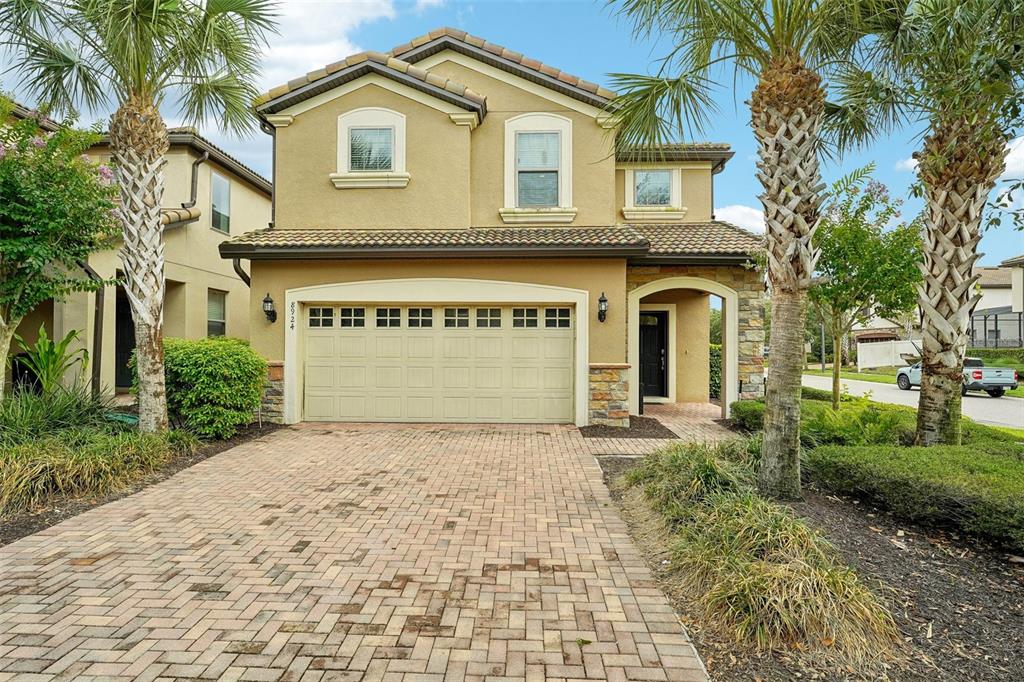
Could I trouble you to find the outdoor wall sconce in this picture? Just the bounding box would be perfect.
[598,292,609,322]
[262,293,277,323]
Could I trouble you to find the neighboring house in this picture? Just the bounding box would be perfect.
[221,28,765,427]
[969,265,1022,347]
[1007,254,1024,313]
[8,106,272,393]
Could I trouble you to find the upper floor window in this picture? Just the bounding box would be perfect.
[332,108,409,189]
[211,171,231,233]
[349,127,393,171]
[622,168,685,221]
[501,113,575,223]
[516,132,559,207]
[634,170,671,206]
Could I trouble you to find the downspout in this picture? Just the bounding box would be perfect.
[79,261,104,398]
[260,120,276,228]
[232,258,251,287]
[181,151,210,208]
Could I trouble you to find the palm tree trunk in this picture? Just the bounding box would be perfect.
[0,320,16,402]
[109,97,170,433]
[831,326,842,411]
[753,53,826,500]
[914,117,1005,445]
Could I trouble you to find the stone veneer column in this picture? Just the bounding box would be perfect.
[262,361,285,424]
[589,363,630,428]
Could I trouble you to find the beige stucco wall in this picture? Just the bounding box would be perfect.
[615,163,714,223]
[641,289,712,401]
[6,146,270,394]
[274,83,471,229]
[247,258,628,364]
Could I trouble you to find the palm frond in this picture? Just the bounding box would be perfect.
[823,65,911,153]
[175,69,260,137]
[8,31,110,116]
[606,71,719,152]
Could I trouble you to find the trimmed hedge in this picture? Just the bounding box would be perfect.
[164,337,267,439]
[968,347,1024,365]
[808,445,1024,552]
[709,343,722,399]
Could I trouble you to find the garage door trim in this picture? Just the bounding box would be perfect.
[283,278,590,425]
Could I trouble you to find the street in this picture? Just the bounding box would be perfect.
[801,374,1024,429]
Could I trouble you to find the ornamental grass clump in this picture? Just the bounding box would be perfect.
[626,441,899,663]
[0,429,196,516]
[0,386,113,446]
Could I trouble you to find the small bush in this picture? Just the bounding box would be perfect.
[968,347,1024,365]
[730,399,765,432]
[626,441,754,525]
[0,386,115,446]
[709,343,722,399]
[808,445,1024,552]
[674,491,899,658]
[163,337,267,439]
[0,429,196,515]
[802,401,905,447]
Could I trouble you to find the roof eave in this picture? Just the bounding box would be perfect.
[256,60,487,120]
[628,253,760,266]
[396,36,610,110]
[220,243,648,260]
[616,150,735,171]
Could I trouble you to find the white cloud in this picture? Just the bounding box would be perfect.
[716,205,765,233]
[1002,136,1024,178]
[894,157,918,172]
[414,0,445,11]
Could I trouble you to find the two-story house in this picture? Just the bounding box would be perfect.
[220,28,765,427]
[9,105,272,394]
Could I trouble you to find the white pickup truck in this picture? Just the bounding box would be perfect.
[896,358,1019,398]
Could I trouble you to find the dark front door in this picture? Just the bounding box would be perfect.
[639,312,668,399]
[115,288,135,390]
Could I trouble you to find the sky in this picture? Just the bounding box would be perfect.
[2,0,1021,265]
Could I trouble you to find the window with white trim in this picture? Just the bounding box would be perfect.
[332,107,408,188]
[501,113,574,223]
[207,289,227,336]
[634,170,672,206]
[622,168,685,221]
[308,307,334,328]
[211,171,231,233]
[408,307,433,328]
[444,307,469,328]
[512,308,538,328]
[545,307,571,328]
[376,307,401,328]
[339,307,365,328]
[476,308,501,328]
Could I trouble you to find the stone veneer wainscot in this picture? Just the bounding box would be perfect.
[589,363,630,428]
[262,361,285,423]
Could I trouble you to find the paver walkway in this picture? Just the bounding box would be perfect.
[0,424,708,681]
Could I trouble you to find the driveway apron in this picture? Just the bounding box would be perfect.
[0,424,707,681]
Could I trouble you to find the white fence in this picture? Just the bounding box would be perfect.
[857,340,920,371]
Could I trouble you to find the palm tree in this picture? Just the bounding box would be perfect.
[829,0,1024,445]
[609,0,859,498]
[1,0,276,431]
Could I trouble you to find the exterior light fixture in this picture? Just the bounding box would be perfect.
[598,292,608,322]
[262,293,277,323]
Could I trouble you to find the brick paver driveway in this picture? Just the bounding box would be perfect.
[0,424,707,681]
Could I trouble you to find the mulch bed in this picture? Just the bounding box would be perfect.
[0,422,283,548]
[579,415,678,439]
[598,456,1024,682]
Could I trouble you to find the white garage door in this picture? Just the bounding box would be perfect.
[302,304,574,423]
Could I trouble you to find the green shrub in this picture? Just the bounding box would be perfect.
[709,343,722,399]
[0,386,115,446]
[802,401,905,447]
[673,491,899,658]
[730,399,765,432]
[163,337,267,439]
[626,441,754,525]
[968,347,1024,365]
[0,429,196,515]
[808,445,1024,552]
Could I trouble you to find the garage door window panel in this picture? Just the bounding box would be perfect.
[376,307,401,328]
[308,307,334,328]
[545,307,571,328]
[340,307,365,327]
[476,308,502,328]
[408,308,433,328]
[513,308,538,328]
[444,308,469,328]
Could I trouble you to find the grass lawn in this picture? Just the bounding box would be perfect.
[803,365,1024,398]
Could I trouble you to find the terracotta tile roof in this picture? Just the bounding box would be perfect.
[632,222,763,256]
[220,223,764,260]
[389,27,616,101]
[976,266,1012,288]
[160,206,202,227]
[255,50,486,113]
[1001,254,1024,268]
[616,143,734,166]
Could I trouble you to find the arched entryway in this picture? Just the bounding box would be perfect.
[628,276,739,417]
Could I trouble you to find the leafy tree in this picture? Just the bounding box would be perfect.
[709,307,722,345]
[829,0,1024,444]
[0,99,117,400]
[608,0,864,499]
[810,166,923,409]
[1,0,278,432]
